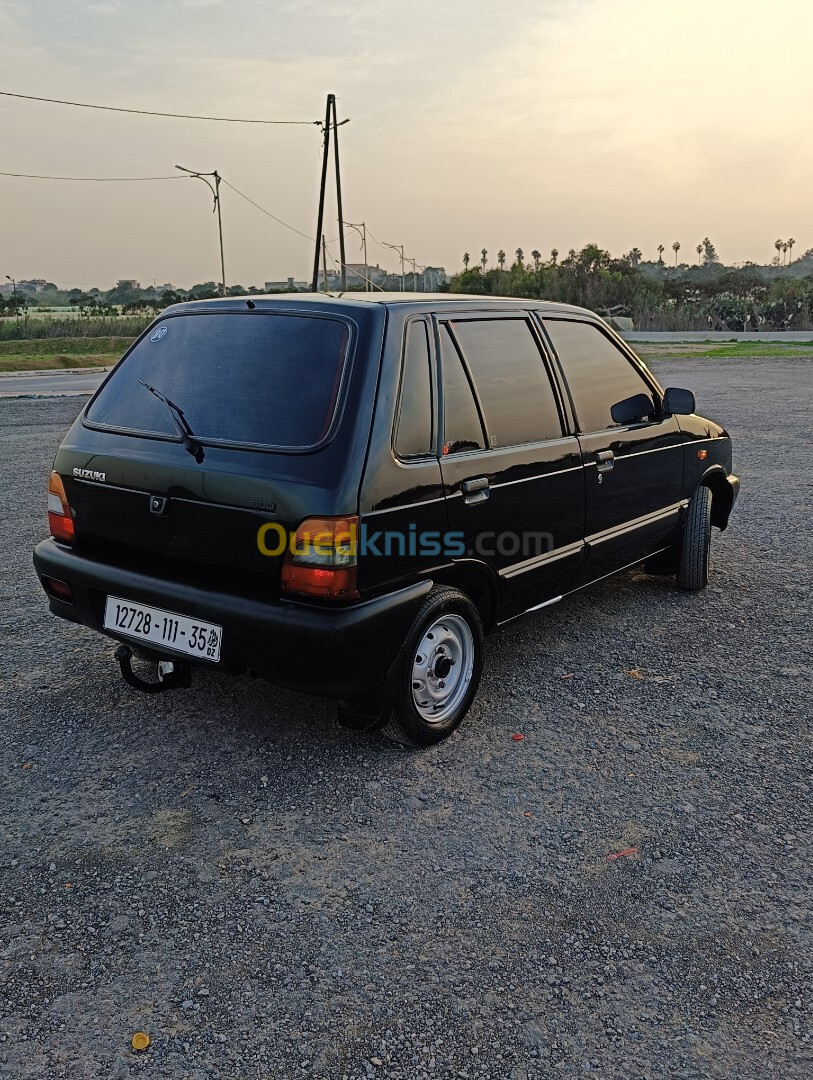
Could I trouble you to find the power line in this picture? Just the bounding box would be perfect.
[0,170,186,181]
[223,179,385,291]
[364,225,392,253]
[0,89,321,125]
[221,179,315,242]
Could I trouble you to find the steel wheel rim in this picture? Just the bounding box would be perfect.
[410,614,474,723]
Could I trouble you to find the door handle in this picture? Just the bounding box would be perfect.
[595,450,614,473]
[462,477,489,505]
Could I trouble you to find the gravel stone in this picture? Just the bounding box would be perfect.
[1,357,811,1078]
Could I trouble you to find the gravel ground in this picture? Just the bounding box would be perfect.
[1,356,811,1079]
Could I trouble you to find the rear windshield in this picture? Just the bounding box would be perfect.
[85,312,350,449]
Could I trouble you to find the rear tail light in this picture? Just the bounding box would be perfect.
[47,471,75,543]
[281,516,359,600]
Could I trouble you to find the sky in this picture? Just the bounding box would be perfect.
[1,0,811,289]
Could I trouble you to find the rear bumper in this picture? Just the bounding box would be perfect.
[33,540,430,700]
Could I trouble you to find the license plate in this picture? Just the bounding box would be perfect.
[103,596,222,662]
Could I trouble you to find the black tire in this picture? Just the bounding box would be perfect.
[677,485,713,591]
[382,586,484,748]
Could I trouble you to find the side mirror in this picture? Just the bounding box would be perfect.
[610,392,654,425]
[662,387,695,416]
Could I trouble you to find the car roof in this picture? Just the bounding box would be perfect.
[162,292,597,319]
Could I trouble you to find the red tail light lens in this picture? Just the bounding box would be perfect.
[281,516,359,600]
[47,471,75,543]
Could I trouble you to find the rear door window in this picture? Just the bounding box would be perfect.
[449,318,563,447]
[394,320,433,459]
[85,312,350,449]
[543,319,655,433]
[439,325,486,455]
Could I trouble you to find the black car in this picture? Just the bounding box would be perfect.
[34,294,739,746]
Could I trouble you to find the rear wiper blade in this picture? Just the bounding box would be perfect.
[138,380,204,463]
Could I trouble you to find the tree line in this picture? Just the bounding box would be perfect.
[449,243,813,330]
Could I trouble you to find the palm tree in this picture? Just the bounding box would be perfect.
[775,238,783,264]
[788,238,795,263]
[657,244,665,263]
[696,243,703,264]
[515,247,524,266]
[672,240,681,266]
[782,242,789,265]
[550,248,559,265]
[628,247,642,268]
[480,248,488,272]
[463,252,470,271]
[531,249,541,270]
[497,249,506,271]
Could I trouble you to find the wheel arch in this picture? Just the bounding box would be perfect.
[700,467,735,530]
[428,560,500,633]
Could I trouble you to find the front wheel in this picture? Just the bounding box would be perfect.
[383,587,484,747]
[677,485,713,591]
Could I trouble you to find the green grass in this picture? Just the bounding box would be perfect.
[0,315,150,341]
[0,337,132,357]
[638,340,813,361]
[695,341,813,358]
[0,336,130,372]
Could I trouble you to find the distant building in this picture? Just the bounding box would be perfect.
[19,278,49,293]
[264,277,305,293]
[315,270,342,291]
[344,262,388,287]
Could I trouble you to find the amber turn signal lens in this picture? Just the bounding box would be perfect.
[697,449,708,460]
[47,471,75,543]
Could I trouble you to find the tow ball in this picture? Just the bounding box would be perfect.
[114,644,192,694]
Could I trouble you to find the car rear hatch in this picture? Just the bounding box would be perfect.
[54,304,381,596]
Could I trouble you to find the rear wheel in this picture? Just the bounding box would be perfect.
[383,587,483,747]
[677,485,713,591]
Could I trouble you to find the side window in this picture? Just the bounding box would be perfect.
[544,319,655,433]
[439,324,486,455]
[450,318,562,447]
[394,320,433,459]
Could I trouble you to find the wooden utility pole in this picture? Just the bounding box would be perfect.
[311,93,349,292]
[311,95,333,292]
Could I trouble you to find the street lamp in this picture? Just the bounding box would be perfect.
[175,165,226,297]
[406,257,418,291]
[381,241,405,291]
[5,275,19,321]
[345,222,369,291]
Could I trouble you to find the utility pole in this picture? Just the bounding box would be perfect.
[331,97,347,291]
[407,257,418,291]
[346,222,369,290]
[312,96,332,293]
[5,276,18,322]
[175,165,226,297]
[311,93,350,292]
[382,241,405,291]
[321,235,329,293]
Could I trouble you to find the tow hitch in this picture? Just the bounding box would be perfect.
[114,644,192,694]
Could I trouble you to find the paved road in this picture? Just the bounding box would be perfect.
[0,371,106,397]
[1,358,810,1079]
